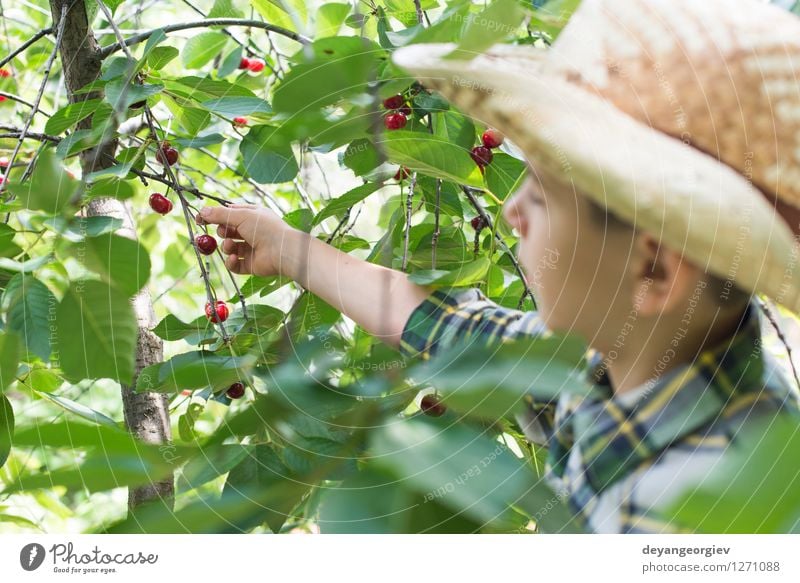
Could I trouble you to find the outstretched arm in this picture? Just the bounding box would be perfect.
[197,204,433,348]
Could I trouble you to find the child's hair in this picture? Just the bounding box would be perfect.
[584,197,752,308]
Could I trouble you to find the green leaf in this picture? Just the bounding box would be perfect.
[379,130,484,187]
[33,390,118,429]
[22,368,61,393]
[408,257,491,286]
[253,0,297,33]
[135,351,256,393]
[177,444,252,493]
[173,133,225,149]
[6,148,80,213]
[104,80,163,111]
[413,333,590,420]
[151,314,211,342]
[319,466,484,533]
[312,182,381,226]
[315,3,351,37]
[166,76,257,99]
[208,0,244,18]
[45,98,103,135]
[342,139,381,176]
[84,176,136,201]
[221,444,307,533]
[56,281,138,384]
[82,233,151,297]
[0,331,20,393]
[147,46,179,70]
[484,152,527,200]
[2,274,56,361]
[200,97,272,116]
[0,394,13,469]
[372,416,583,532]
[272,37,380,114]
[239,125,299,184]
[666,414,800,533]
[0,224,22,258]
[447,0,526,58]
[182,32,229,69]
[434,111,476,151]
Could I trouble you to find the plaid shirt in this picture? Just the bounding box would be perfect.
[399,287,800,533]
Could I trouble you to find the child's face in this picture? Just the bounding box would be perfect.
[502,165,637,348]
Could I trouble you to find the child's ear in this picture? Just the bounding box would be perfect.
[630,232,701,317]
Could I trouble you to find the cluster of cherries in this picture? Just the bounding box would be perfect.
[239,57,266,73]
[382,93,412,131]
[470,128,504,172]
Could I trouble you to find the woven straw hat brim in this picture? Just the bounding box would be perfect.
[392,42,800,314]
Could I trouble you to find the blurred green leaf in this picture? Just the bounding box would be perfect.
[182,32,228,69]
[56,281,138,384]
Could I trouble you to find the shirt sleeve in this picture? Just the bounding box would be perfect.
[398,286,549,361]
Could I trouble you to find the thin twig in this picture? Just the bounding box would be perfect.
[0,91,51,115]
[98,18,311,59]
[432,179,441,269]
[0,26,52,70]
[401,172,417,272]
[755,295,800,394]
[1,2,68,216]
[460,185,536,308]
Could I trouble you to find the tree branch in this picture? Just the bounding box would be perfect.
[0,26,53,70]
[98,18,311,60]
[0,125,60,143]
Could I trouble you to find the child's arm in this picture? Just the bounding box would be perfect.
[197,204,434,348]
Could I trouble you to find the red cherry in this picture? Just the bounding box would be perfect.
[0,156,8,168]
[232,116,248,128]
[195,234,217,255]
[420,394,446,417]
[239,57,251,70]
[205,300,229,323]
[247,58,265,73]
[394,166,410,181]
[398,104,412,116]
[149,193,173,215]
[470,145,493,168]
[0,176,4,186]
[226,382,245,399]
[0,96,6,103]
[384,112,407,130]
[382,94,405,110]
[471,216,488,231]
[156,143,179,166]
[481,128,505,149]
[0,68,10,78]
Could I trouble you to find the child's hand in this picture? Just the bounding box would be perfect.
[196,203,292,276]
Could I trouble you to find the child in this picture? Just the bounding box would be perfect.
[198,0,800,533]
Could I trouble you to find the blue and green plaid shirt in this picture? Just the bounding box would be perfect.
[399,287,800,533]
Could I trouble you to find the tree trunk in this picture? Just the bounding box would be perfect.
[49,0,174,510]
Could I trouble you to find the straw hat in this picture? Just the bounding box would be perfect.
[391,0,800,314]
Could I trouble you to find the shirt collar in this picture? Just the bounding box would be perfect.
[547,298,764,493]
